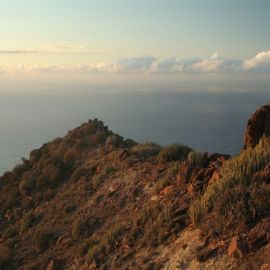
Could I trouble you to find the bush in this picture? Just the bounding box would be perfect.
[0,244,11,269]
[19,172,35,194]
[92,131,107,145]
[188,151,205,166]
[131,142,161,159]
[71,218,88,240]
[69,167,87,182]
[2,225,19,240]
[63,149,79,168]
[123,138,137,148]
[158,144,192,162]
[20,211,35,231]
[189,136,270,234]
[33,227,52,251]
[106,134,123,147]
[86,224,124,263]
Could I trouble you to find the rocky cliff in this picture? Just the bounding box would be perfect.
[0,108,269,270]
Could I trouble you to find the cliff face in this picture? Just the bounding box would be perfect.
[0,110,269,270]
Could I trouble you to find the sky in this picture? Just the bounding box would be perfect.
[0,0,270,90]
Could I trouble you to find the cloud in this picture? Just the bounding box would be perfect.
[243,51,270,71]
[4,50,270,75]
[0,45,85,54]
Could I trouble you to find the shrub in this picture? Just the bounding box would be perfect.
[131,142,161,159]
[124,138,137,148]
[189,136,270,234]
[188,151,205,166]
[158,144,192,162]
[0,244,11,269]
[69,167,87,182]
[154,177,175,195]
[105,166,116,175]
[92,131,107,145]
[20,211,35,232]
[63,149,79,168]
[19,172,35,194]
[86,224,124,263]
[33,227,52,251]
[106,134,123,147]
[2,225,19,240]
[71,218,88,240]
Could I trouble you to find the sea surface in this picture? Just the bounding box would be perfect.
[0,89,270,175]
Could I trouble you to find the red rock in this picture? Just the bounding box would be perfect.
[228,236,243,259]
[244,105,270,148]
[160,185,174,196]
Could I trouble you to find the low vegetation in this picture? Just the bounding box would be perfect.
[131,142,161,159]
[158,144,192,162]
[189,136,270,234]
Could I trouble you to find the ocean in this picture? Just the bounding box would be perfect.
[0,89,269,175]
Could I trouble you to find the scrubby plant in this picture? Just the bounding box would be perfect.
[189,136,270,234]
[92,131,107,145]
[0,244,11,269]
[106,134,123,147]
[154,177,175,195]
[19,172,35,194]
[86,224,124,263]
[123,138,137,148]
[63,149,79,168]
[188,150,205,166]
[71,218,88,240]
[131,142,161,159]
[69,167,87,182]
[105,166,116,175]
[20,211,36,232]
[2,225,19,240]
[33,227,52,251]
[158,144,192,162]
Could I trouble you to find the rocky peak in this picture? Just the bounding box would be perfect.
[244,104,270,148]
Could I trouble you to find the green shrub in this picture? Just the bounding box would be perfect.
[131,142,161,159]
[105,166,116,175]
[33,227,52,251]
[0,244,11,268]
[106,134,123,147]
[86,224,124,263]
[20,211,35,232]
[158,144,192,162]
[124,138,137,148]
[188,151,205,166]
[19,172,35,194]
[2,225,19,240]
[71,218,88,240]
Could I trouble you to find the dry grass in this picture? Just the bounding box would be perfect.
[158,144,192,162]
[131,142,161,159]
[189,136,270,234]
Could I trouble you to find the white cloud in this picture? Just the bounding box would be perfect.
[243,51,270,71]
[3,50,270,75]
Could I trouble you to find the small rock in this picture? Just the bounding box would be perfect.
[160,185,174,196]
[228,236,243,259]
[260,264,270,270]
[47,260,55,270]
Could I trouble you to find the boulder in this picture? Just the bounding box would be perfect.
[244,105,270,148]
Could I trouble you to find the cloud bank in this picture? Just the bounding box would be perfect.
[3,50,270,75]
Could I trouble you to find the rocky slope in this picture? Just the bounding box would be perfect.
[0,107,269,270]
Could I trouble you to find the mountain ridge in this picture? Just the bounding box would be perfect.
[0,108,270,270]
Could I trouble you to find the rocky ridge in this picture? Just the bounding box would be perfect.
[0,107,269,270]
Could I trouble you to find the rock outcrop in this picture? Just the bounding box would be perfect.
[244,104,270,148]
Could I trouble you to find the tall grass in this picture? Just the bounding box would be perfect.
[190,136,270,231]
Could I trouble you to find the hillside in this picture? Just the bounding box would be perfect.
[0,107,270,270]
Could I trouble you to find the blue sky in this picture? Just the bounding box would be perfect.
[0,1,270,80]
